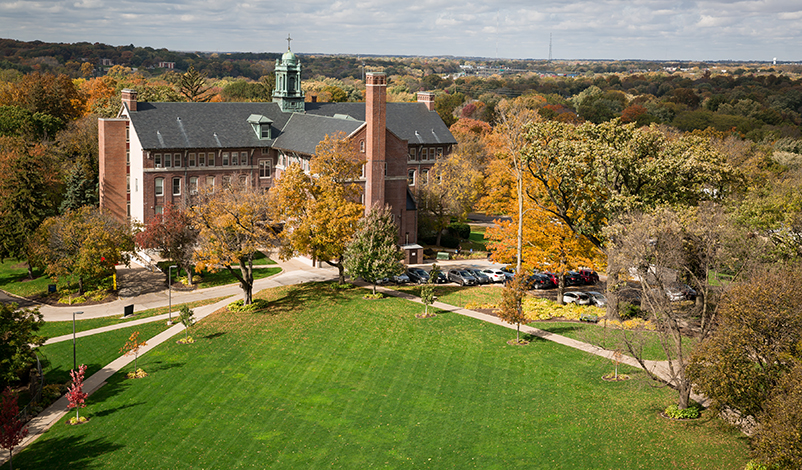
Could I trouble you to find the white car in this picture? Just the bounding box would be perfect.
[563,292,591,305]
[481,269,506,283]
[586,291,607,307]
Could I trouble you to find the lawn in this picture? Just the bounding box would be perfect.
[391,283,502,308]
[16,283,748,469]
[38,296,232,338]
[158,251,280,289]
[0,258,55,298]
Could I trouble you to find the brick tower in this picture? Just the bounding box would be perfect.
[364,72,387,214]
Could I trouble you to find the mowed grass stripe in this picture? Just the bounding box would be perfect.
[16,283,747,469]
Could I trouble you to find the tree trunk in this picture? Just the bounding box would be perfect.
[605,266,620,319]
[26,259,33,280]
[185,265,194,287]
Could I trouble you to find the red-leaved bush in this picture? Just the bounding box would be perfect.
[66,364,88,420]
[1,387,28,470]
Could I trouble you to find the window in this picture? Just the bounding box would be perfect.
[154,154,162,167]
[421,169,429,185]
[155,205,163,215]
[222,152,229,166]
[208,152,215,166]
[172,177,181,196]
[409,147,416,160]
[278,153,285,167]
[164,153,172,168]
[436,147,443,158]
[198,153,205,167]
[189,153,196,167]
[126,150,130,165]
[261,125,270,139]
[125,127,130,143]
[205,176,215,191]
[421,148,428,161]
[222,175,232,188]
[429,148,435,160]
[189,176,198,194]
[232,152,238,166]
[174,154,181,167]
[259,159,272,178]
[155,178,164,196]
[126,175,130,193]
[360,140,365,153]
[127,202,130,218]
[384,162,387,176]
[408,169,415,186]
[239,175,247,185]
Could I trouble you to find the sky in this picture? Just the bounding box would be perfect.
[1,0,801,62]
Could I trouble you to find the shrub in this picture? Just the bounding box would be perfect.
[363,293,384,300]
[448,222,471,240]
[227,299,270,312]
[522,297,605,321]
[664,403,702,419]
[438,233,460,249]
[619,302,645,320]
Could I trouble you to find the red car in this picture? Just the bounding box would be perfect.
[578,269,599,285]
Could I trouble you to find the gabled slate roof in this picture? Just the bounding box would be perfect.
[127,102,291,150]
[272,113,363,155]
[126,100,456,154]
[305,102,457,145]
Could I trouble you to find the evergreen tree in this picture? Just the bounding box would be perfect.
[344,206,404,294]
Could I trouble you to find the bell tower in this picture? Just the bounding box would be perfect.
[273,34,305,113]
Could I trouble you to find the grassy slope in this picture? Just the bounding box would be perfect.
[17,284,747,469]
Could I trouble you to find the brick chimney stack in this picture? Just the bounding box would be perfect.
[365,72,386,213]
[417,92,435,111]
[121,88,137,112]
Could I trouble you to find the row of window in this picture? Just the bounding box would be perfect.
[408,147,444,162]
[153,161,273,197]
[154,151,265,169]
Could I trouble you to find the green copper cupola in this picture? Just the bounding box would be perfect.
[273,34,305,113]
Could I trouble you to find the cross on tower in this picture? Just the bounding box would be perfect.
[286,34,292,51]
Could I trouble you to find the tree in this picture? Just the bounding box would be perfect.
[0,303,44,388]
[415,149,482,247]
[419,264,440,317]
[0,387,28,470]
[497,272,528,344]
[344,206,404,294]
[688,265,802,421]
[178,66,212,102]
[136,203,198,286]
[55,116,99,211]
[0,136,60,278]
[190,185,279,304]
[66,364,88,422]
[752,363,802,469]
[270,132,364,284]
[178,305,195,343]
[120,331,147,376]
[30,206,133,294]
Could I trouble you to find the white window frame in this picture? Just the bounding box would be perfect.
[222,152,229,166]
[232,152,238,166]
[198,153,205,167]
[189,176,198,194]
[155,177,164,196]
[154,154,162,168]
[164,153,172,168]
[189,153,196,167]
[259,159,272,178]
[172,177,181,196]
[408,169,416,186]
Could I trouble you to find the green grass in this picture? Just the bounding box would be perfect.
[391,283,502,308]
[460,225,488,252]
[37,321,173,386]
[38,297,232,338]
[530,321,699,362]
[17,283,748,469]
[0,258,56,298]
[158,252,280,289]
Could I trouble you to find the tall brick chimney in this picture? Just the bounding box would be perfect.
[364,72,386,213]
[417,92,435,111]
[121,88,137,112]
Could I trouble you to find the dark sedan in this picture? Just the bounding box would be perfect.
[407,267,430,284]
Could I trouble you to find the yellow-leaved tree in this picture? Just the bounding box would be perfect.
[270,132,364,284]
[190,184,279,304]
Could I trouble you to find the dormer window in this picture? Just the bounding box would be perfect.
[247,114,273,140]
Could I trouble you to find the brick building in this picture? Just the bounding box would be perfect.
[98,45,456,264]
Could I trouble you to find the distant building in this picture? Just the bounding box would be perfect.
[158,62,175,69]
[98,42,455,264]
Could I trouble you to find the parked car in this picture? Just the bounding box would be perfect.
[666,284,697,302]
[467,268,491,285]
[406,267,430,284]
[564,271,584,286]
[527,273,556,290]
[481,268,506,283]
[447,269,477,286]
[578,269,599,285]
[431,270,449,284]
[542,271,560,286]
[586,291,607,307]
[563,291,591,305]
[392,272,410,284]
[500,266,515,280]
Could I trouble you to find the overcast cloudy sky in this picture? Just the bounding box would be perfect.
[1,1,800,61]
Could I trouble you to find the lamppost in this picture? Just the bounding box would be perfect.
[72,311,83,371]
[168,265,177,325]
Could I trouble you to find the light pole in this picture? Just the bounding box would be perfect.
[72,311,83,371]
[168,265,177,325]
